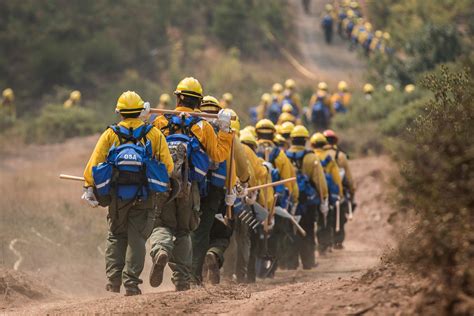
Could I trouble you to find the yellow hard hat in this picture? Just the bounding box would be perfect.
[363,83,374,94]
[350,1,359,9]
[325,4,333,11]
[278,112,296,124]
[347,9,355,18]
[285,79,296,89]
[338,81,348,92]
[200,95,222,112]
[70,90,81,102]
[160,93,171,104]
[383,32,391,41]
[174,77,203,99]
[310,132,328,145]
[256,119,276,134]
[115,91,145,114]
[290,125,309,138]
[385,84,394,92]
[222,92,233,103]
[273,133,286,145]
[318,82,328,91]
[375,30,383,38]
[282,103,294,113]
[272,83,283,94]
[2,88,14,101]
[404,84,415,93]
[280,121,295,135]
[261,93,272,104]
[341,0,350,6]
[240,130,257,147]
[242,125,257,137]
[228,109,240,132]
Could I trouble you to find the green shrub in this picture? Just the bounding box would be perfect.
[28,104,102,144]
[394,66,474,314]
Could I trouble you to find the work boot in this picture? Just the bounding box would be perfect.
[150,250,168,288]
[105,283,120,293]
[334,243,344,250]
[175,283,190,292]
[205,252,220,285]
[124,286,142,296]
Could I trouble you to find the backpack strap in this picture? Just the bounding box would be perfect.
[320,155,332,168]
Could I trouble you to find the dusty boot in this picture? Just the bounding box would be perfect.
[149,251,168,288]
[334,243,344,250]
[175,283,190,292]
[124,286,142,296]
[205,252,220,285]
[105,283,120,293]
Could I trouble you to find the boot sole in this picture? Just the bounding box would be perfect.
[205,253,220,285]
[150,253,168,288]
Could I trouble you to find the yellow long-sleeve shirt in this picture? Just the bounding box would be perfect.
[257,139,299,203]
[243,143,274,209]
[287,145,328,200]
[226,135,251,188]
[325,144,355,196]
[152,106,233,163]
[83,118,174,187]
[313,148,344,198]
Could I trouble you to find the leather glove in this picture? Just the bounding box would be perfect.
[217,109,231,131]
[320,198,329,217]
[82,187,99,208]
[244,190,258,205]
[235,182,248,198]
[225,188,237,206]
[139,101,151,120]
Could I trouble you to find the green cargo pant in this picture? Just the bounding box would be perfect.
[105,196,156,290]
[149,182,200,287]
[191,186,225,282]
[234,215,251,282]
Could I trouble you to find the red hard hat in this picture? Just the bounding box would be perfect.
[323,129,338,142]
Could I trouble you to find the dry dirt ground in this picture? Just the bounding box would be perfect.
[1,152,425,315]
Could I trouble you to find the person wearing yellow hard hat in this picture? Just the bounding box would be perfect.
[277,111,297,125]
[63,90,81,109]
[158,93,171,109]
[220,92,233,109]
[239,128,274,283]
[149,77,233,291]
[369,30,383,52]
[379,32,391,54]
[321,5,334,44]
[192,104,251,285]
[363,83,374,100]
[308,82,332,131]
[82,90,173,296]
[254,92,272,123]
[286,126,328,268]
[323,129,355,249]
[404,84,415,94]
[280,121,295,140]
[1,88,16,120]
[331,81,352,113]
[242,125,257,138]
[283,79,303,117]
[309,132,343,255]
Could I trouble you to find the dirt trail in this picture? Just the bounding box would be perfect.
[5,156,399,315]
[294,0,366,85]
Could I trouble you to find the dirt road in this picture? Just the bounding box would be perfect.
[5,155,405,315]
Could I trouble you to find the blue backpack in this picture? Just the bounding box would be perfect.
[92,124,169,202]
[162,115,210,197]
[249,106,258,125]
[311,96,330,126]
[322,15,333,29]
[320,155,340,204]
[286,150,319,215]
[266,99,282,124]
[282,97,299,116]
[334,93,347,113]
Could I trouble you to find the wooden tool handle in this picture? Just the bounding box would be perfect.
[149,108,237,120]
[59,174,85,182]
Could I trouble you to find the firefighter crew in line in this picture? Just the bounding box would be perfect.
[148,77,233,291]
[82,91,174,296]
[286,125,328,269]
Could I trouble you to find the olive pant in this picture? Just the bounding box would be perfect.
[294,205,316,269]
[317,205,336,252]
[334,201,348,244]
[149,182,200,287]
[233,215,252,282]
[190,186,225,282]
[105,196,156,290]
